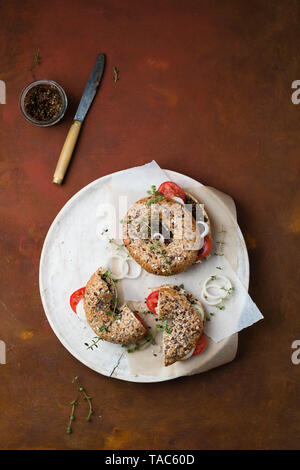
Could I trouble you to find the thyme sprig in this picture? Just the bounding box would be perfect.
[72,376,93,422]
[103,269,119,315]
[85,335,102,350]
[66,399,78,434]
[109,239,124,250]
[123,333,156,353]
[155,319,172,334]
[146,185,163,206]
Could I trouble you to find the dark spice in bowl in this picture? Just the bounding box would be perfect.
[24,84,62,121]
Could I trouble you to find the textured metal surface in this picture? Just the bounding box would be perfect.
[74,53,105,122]
[0,0,299,450]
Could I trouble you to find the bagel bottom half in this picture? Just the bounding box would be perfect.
[157,285,206,366]
[84,267,147,345]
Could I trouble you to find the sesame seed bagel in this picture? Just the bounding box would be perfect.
[123,195,202,276]
[84,267,147,345]
[157,285,206,366]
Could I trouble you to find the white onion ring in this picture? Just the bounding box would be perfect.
[171,196,185,205]
[194,303,205,320]
[203,275,231,296]
[109,255,129,280]
[181,347,195,360]
[108,255,142,280]
[123,259,142,279]
[200,292,222,306]
[152,232,165,243]
[197,221,209,238]
[201,275,232,306]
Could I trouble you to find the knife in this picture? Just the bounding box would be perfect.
[53,53,106,185]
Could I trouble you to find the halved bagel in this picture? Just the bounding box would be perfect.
[123,195,202,276]
[84,267,147,344]
[156,285,206,366]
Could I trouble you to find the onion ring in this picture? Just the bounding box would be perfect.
[152,232,165,243]
[109,255,129,280]
[181,347,196,360]
[124,259,142,279]
[197,221,209,238]
[201,275,232,305]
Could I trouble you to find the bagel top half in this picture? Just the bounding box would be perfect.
[123,192,212,276]
[156,285,206,366]
[84,267,147,345]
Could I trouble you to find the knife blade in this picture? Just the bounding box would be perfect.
[52,53,106,185]
[74,53,105,122]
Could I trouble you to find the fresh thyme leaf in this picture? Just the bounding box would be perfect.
[155,319,172,334]
[216,304,225,310]
[147,195,163,206]
[145,334,156,344]
[146,185,163,205]
[210,275,217,280]
[216,266,222,270]
[179,284,184,289]
[109,238,124,250]
[100,228,108,235]
[98,326,108,332]
[33,48,41,66]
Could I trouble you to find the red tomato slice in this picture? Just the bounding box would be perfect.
[158,181,186,203]
[192,335,206,356]
[197,236,212,260]
[70,287,86,314]
[146,290,159,314]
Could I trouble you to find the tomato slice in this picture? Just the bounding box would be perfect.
[70,287,86,313]
[192,335,206,356]
[197,236,212,260]
[146,290,159,314]
[158,181,186,203]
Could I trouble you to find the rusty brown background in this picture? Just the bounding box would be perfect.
[0,0,299,450]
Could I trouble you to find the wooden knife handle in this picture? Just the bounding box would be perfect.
[52,120,82,185]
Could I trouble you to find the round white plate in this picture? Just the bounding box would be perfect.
[39,169,249,382]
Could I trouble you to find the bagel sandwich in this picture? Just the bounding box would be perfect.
[123,181,213,276]
[84,267,147,345]
[146,285,206,366]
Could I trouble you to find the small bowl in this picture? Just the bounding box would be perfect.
[20,79,68,127]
